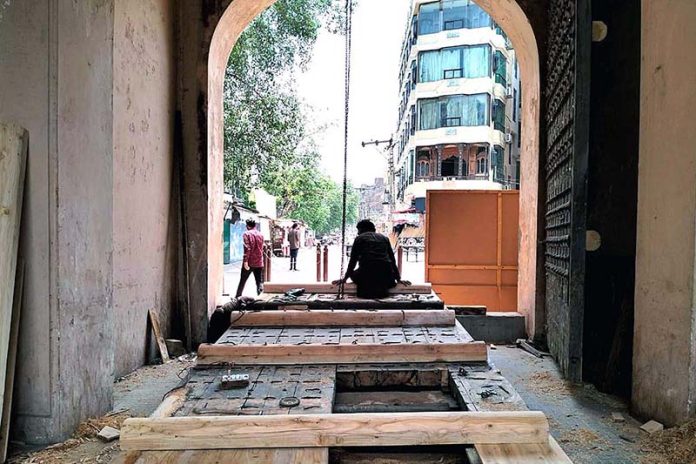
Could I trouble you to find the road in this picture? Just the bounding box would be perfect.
[224,244,425,297]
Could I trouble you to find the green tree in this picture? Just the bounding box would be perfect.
[223,0,344,200]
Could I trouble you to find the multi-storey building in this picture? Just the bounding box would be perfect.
[392,0,522,208]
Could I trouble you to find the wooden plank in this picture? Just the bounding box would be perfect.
[0,123,27,453]
[151,387,188,418]
[230,309,456,327]
[262,282,432,295]
[0,262,23,462]
[120,411,549,451]
[475,436,571,463]
[149,309,170,362]
[118,448,328,464]
[196,341,488,365]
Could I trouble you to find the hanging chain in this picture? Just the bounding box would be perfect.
[337,0,353,300]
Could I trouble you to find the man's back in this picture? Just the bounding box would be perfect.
[243,228,265,268]
[352,232,392,264]
[288,229,300,249]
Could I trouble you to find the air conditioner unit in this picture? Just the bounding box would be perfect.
[504,133,513,143]
[506,84,514,98]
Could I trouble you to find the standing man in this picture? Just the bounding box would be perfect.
[288,223,301,271]
[333,219,410,298]
[236,219,265,297]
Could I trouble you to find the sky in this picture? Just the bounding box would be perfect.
[296,0,412,187]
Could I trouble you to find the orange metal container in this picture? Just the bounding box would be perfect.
[425,190,519,312]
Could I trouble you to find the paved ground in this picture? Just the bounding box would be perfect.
[224,244,426,297]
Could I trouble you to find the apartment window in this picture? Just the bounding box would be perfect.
[417,155,431,177]
[512,89,518,122]
[410,60,417,88]
[410,107,416,135]
[418,1,492,36]
[418,94,489,130]
[409,150,416,183]
[418,2,441,35]
[492,145,504,182]
[492,99,505,132]
[477,156,488,174]
[419,45,491,83]
[493,50,507,86]
[441,156,458,177]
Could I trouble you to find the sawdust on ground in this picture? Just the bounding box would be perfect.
[7,410,131,464]
[640,419,696,464]
[559,428,605,446]
[524,371,577,397]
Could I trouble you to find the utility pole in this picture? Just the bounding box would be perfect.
[361,138,395,211]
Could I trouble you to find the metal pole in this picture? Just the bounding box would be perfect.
[323,245,329,282]
[397,245,403,275]
[316,244,322,282]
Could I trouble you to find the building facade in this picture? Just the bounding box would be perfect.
[393,0,522,208]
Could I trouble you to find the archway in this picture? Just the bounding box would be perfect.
[207,0,542,337]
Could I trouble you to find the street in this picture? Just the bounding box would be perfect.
[223,244,425,297]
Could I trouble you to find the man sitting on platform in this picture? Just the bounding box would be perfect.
[333,219,410,299]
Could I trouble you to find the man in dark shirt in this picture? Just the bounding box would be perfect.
[333,219,410,298]
[235,219,265,297]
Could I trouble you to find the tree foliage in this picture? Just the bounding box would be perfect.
[223,0,357,234]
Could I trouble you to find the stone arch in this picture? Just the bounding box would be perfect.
[207,0,542,335]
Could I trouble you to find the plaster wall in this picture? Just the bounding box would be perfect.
[0,0,116,443]
[112,0,178,377]
[633,0,696,425]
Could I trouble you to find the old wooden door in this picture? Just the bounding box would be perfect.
[543,0,591,382]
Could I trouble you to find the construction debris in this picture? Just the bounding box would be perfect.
[97,426,120,442]
[611,412,626,423]
[641,420,664,434]
[165,339,186,357]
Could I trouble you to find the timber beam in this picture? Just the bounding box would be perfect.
[120,411,549,451]
[230,309,456,327]
[262,282,432,295]
[196,341,488,365]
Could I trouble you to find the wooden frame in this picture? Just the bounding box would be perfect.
[120,411,549,451]
[197,341,488,365]
[261,282,432,295]
[230,309,456,327]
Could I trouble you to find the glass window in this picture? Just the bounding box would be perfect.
[443,0,466,30]
[419,45,490,83]
[419,50,442,83]
[477,156,488,174]
[442,48,462,79]
[462,45,490,78]
[466,2,492,28]
[492,145,505,182]
[492,99,505,131]
[418,2,441,35]
[419,99,440,130]
[417,156,431,177]
[494,50,507,86]
[418,94,490,130]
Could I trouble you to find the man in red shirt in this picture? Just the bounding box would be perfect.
[235,219,265,297]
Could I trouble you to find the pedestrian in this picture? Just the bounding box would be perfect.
[235,218,265,297]
[288,223,301,271]
[332,219,410,299]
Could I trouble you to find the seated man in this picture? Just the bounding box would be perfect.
[333,219,410,299]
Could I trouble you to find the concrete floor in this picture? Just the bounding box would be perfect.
[490,346,648,463]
